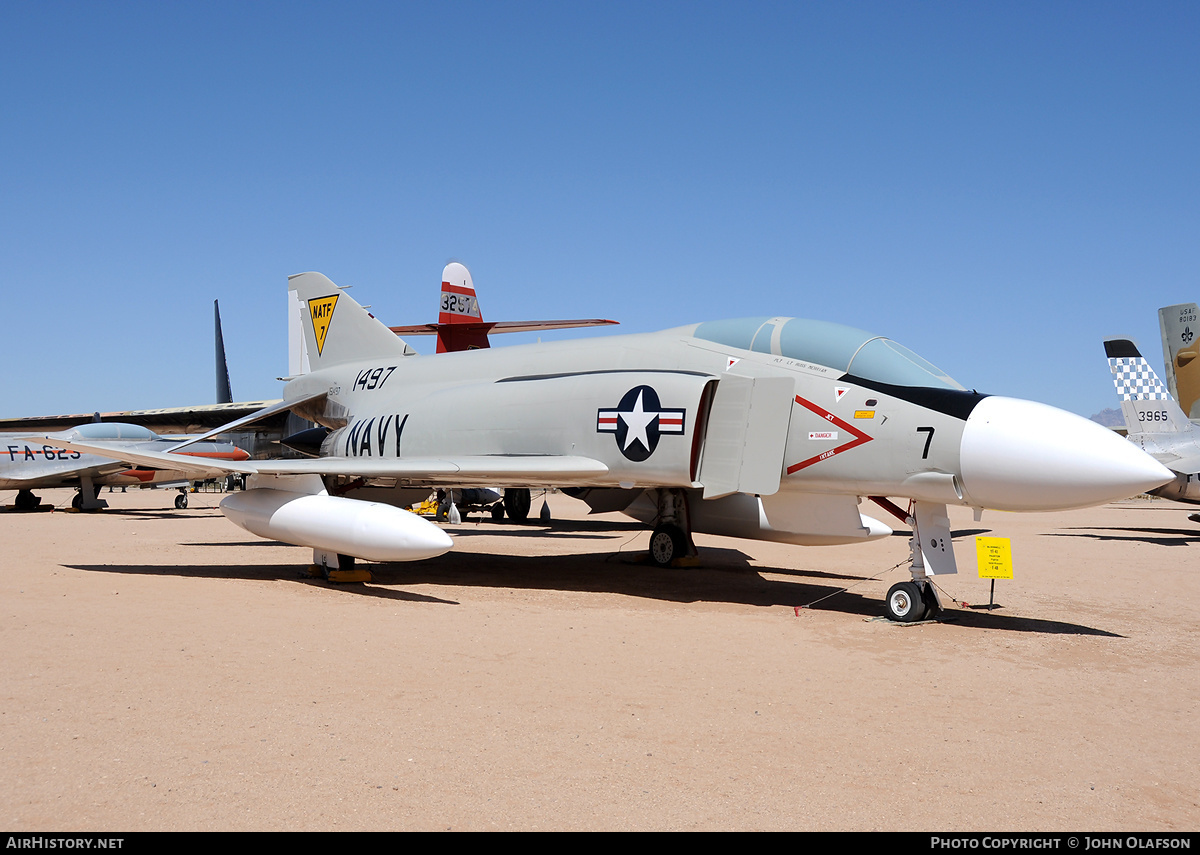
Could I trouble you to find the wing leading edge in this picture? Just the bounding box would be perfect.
[24,436,609,488]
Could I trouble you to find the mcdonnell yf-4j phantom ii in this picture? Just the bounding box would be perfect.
[37,272,1171,622]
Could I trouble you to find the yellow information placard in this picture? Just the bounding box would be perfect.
[975,537,1013,579]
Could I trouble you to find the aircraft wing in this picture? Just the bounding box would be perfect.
[389,319,618,336]
[28,436,610,487]
[0,400,284,436]
[165,393,328,451]
[22,437,258,480]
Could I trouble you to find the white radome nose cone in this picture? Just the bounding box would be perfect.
[959,396,1172,511]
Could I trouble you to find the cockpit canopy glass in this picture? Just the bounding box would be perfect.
[692,317,964,390]
[62,423,158,441]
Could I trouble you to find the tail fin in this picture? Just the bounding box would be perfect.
[287,272,413,370]
[214,300,233,404]
[436,262,490,353]
[1105,338,1192,435]
[1158,303,1200,419]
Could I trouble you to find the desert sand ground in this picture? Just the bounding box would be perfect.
[1,486,1197,831]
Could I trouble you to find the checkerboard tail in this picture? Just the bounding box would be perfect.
[1104,338,1190,435]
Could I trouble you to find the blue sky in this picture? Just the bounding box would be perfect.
[2,2,1197,418]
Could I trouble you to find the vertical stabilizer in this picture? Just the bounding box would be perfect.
[214,300,233,404]
[287,272,414,370]
[1105,338,1192,435]
[437,262,490,353]
[1158,303,1200,419]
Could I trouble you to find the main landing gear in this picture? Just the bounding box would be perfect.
[14,489,41,511]
[175,490,188,510]
[648,489,698,568]
[503,488,531,522]
[71,477,108,512]
[882,500,957,623]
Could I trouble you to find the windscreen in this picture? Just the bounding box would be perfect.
[692,317,964,390]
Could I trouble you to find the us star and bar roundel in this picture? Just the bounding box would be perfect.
[597,385,685,462]
[308,294,340,356]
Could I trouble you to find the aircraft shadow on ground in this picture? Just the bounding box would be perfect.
[57,530,1117,634]
[931,606,1123,637]
[1047,526,1200,547]
[61,562,460,605]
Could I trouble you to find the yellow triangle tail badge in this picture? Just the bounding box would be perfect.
[308,294,339,356]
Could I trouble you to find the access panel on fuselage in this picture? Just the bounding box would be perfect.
[697,375,795,499]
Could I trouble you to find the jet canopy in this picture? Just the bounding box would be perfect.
[691,317,965,390]
[60,423,158,441]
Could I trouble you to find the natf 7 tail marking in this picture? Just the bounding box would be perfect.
[308,294,340,356]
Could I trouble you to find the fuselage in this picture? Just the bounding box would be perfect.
[283,317,1168,513]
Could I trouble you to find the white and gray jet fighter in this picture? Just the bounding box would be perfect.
[37,272,1171,621]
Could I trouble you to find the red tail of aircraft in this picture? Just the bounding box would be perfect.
[389,262,617,353]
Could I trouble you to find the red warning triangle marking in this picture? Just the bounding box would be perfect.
[786,394,873,474]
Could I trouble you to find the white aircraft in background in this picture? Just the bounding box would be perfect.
[2,423,249,510]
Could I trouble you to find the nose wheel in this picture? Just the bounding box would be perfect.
[885,581,931,623]
[883,501,955,623]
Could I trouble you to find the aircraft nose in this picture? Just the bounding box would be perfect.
[958,396,1172,511]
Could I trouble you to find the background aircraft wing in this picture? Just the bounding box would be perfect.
[389,319,618,336]
[164,391,328,451]
[0,400,284,436]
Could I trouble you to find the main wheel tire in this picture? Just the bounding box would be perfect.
[885,581,928,623]
[15,490,40,511]
[503,488,531,522]
[649,525,686,567]
[490,503,505,521]
[71,491,83,510]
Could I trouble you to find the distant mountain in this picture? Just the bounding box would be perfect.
[1090,407,1125,427]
